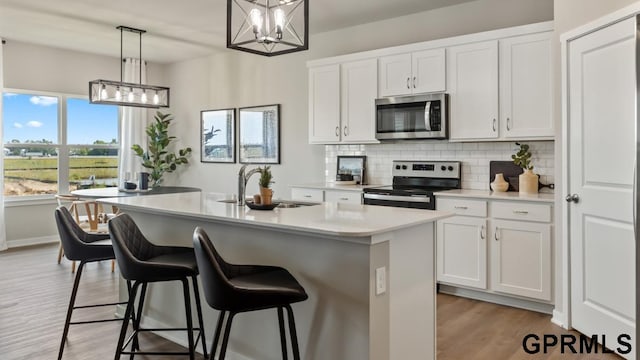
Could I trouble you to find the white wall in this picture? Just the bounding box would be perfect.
[165,0,553,198]
[2,40,168,243]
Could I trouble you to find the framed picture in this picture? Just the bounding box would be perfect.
[201,108,235,163]
[238,104,280,164]
[336,155,366,184]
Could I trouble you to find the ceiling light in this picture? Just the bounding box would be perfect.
[89,26,170,108]
[227,0,308,56]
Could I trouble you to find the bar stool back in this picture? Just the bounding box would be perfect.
[192,227,308,360]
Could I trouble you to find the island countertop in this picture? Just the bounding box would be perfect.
[98,192,452,239]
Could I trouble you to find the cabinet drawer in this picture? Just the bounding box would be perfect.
[325,190,362,204]
[436,198,487,217]
[291,188,324,202]
[490,201,551,222]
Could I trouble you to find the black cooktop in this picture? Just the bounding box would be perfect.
[363,185,438,196]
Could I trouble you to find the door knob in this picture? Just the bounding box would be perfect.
[565,194,580,203]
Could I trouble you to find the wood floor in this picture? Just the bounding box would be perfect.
[0,243,623,359]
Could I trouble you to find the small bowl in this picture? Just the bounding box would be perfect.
[124,181,137,190]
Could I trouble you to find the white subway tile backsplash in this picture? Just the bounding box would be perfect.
[325,141,554,190]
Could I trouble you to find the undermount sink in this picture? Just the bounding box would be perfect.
[216,199,238,203]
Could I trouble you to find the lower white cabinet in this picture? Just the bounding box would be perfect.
[291,188,324,202]
[324,190,362,204]
[436,196,553,303]
[290,187,362,204]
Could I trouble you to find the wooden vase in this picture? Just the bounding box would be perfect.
[518,169,539,194]
[260,187,273,205]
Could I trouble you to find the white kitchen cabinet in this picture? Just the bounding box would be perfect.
[291,188,324,202]
[437,216,487,289]
[308,64,341,143]
[308,60,378,144]
[447,40,499,140]
[324,190,362,204]
[490,219,552,301]
[378,48,446,97]
[499,32,554,138]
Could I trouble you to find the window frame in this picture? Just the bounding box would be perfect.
[2,88,120,202]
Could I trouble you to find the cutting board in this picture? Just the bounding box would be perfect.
[489,161,523,192]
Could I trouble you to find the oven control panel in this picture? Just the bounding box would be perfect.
[392,160,461,179]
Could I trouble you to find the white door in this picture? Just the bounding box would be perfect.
[412,48,446,94]
[341,58,378,143]
[447,40,499,140]
[490,219,551,301]
[436,216,487,289]
[308,64,341,143]
[378,53,412,97]
[567,17,636,358]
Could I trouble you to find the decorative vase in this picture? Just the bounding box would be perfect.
[260,187,273,205]
[490,173,509,192]
[518,169,539,194]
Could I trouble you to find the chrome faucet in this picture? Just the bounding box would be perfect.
[237,164,261,206]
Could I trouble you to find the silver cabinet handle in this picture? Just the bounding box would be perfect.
[480,225,485,240]
[339,197,349,201]
[413,76,417,88]
[454,206,468,210]
[506,117,511,131]
[494,227,499,241]
[304,195,312,198]
[565,194,580,203]
[513,210,529,215]
[343,126,348,137]
[492,118,497,132]
[407,77,411,89]
[335,126,340,137]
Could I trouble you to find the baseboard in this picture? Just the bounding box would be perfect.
[438,284,554,314]
[7,235,58,248]
[551,309,569,329]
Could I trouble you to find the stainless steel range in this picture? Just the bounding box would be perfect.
[363,160,461,210]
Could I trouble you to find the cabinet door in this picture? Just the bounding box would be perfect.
[412,48,446,94]
[490,219,551,301]
[324,190,362,204]
[447,40,499,140]
[341,59,378,143]
[500,32,554,139]
[378,53,412,97]
[308,64,341,143]
[436,216,487,289]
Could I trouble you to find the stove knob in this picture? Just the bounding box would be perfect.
[440,165,446,171]
[395,165,401,170]
[448,166,454,171]
[402,165,407,170]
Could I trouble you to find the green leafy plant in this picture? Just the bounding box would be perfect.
[132,111,192,187]
[258,166,273,188]
[512,142,534,170]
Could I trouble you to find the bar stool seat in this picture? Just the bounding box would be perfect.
[108,213,207,359]
[192,227,308,360]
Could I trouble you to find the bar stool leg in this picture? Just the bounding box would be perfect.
[131,283,148,353]
[285,305,301,360]
[57,244,64,264]
[181,278,195,360]
[191,275,208,358]
[58,261,86,360]
[115,281,140,360]
[277,307,289,360]
[219,312,236,360]
[209,311,227,360]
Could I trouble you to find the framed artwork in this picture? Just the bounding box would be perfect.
[336,155,367,184]
[201,108,235,163]
[238,104,280,164]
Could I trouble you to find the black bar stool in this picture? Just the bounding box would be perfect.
[54,206,131,360]
[108,213,207,359]
[192,227,308,360]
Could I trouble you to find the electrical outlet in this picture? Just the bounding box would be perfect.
[375,267,386,295]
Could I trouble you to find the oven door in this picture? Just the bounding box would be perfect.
[375,94,447,140]
[363,193,434,210]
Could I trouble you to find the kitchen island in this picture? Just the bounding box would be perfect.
[99,192,451,360]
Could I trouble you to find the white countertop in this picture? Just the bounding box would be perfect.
[435,189,555,203]
[99,192,452,238]
[289,182,383,192]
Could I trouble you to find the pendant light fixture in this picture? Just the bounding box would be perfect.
[227,0,309,56]
[89,26,170,108]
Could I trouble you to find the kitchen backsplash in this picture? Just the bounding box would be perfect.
[325,141,555,190]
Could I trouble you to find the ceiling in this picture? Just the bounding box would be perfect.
[0,0,475,64]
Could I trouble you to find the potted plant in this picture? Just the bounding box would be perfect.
[258,166,274,205]
[511,142,538,194]
[132,111,192,188]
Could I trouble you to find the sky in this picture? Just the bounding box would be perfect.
[2,93,118,145]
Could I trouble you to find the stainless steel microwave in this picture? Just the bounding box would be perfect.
[375,93,448,140]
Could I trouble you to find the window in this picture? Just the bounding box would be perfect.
[2,90,119,197]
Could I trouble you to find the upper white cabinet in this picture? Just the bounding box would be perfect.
[378,48,446,97]
[448,32,554,141]
[308,60,378,144]
[447,40,500,140]
[499,32,554,138]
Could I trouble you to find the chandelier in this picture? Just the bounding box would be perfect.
[89,26,170,108]
[227,0,309,56]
